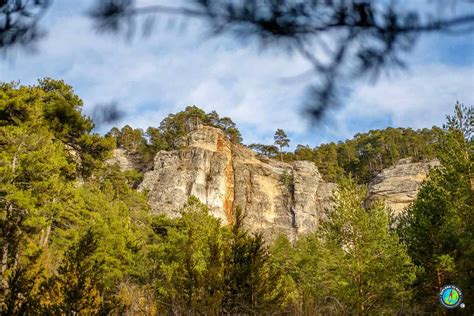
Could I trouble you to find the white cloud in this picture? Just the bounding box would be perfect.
[346,64,473,129]
[0,0,472,148]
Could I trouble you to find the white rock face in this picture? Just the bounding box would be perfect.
[112,127,436,240]
[292,161,336,235]
[107,148,136,171]
[139,125,335,241]
[368,158,439,215]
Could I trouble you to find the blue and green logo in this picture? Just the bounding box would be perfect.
[439,285,463,309]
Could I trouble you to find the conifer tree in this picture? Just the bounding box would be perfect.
[274,129,290,161]
[148,197,225,314]
[398,104,473,312]
[51,229,105,314]
[222,207,285,314]
[296,178,417,314]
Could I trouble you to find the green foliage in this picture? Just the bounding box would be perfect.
[1,249,44,315]
[444,101,473,141]
[398,104,473,312]
[222,206,286,314]
[0,80,149,314]
[207,110,243,144]
[279,170,295,195]
[0,80,471,315]
[148,197,226,314]
[274,128,290,149]
[143,199,288,314]
[311,142,345,181]
[274,128,290,161]
[248,143,279,157]
[289,178,417,314]
[322,179,416,313]
[39,78,94,143]
[157,105,243,149]
[290,127,438,182]
[106,105,243,168]
[50,229,105,314]
[249,125,437,182]
[267,235,299,311]
[0,79,114,180]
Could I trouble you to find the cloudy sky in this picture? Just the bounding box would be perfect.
[1,1,473,148]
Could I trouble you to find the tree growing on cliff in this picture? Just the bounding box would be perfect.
[248,143,279,158]
[208,113,243,144]
[288,127,438,183]
[274,129,290,162]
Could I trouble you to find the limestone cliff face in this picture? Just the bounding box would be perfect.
[140,126,235,223]
[367,158,439,215]
[111,126,436,240]
[139,125,335,241]
[107,148,137,171]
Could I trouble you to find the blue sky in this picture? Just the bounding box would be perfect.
[1,1,473,149]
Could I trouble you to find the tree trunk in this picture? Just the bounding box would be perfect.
[357,274,364,315]
[41,224,51,248]
[1,242,8,284]
[436,268,442,289]
[1,204,14,286]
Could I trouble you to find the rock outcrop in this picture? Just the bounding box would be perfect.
[367,158,439,215]
[139,125,335,241]
[110,125,437,240]
[107,148,137,171]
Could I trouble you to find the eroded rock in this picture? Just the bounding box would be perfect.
[115,125,437,240]
[107,148,137,171]
[139,125,335,241]
[367,158,439,215]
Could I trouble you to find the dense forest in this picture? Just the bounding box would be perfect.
[0,80,473,314]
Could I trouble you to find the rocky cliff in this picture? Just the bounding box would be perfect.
[109,126,436,240]
[107,148,137,171]
[367,158,438,215]
[138,125,335,241]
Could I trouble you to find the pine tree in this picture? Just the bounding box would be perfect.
[51,229,105,314]
[148,197,225,314]
[297,178,417,314]
[274,129,290,161]
[221,207,285,314]
[0,80,146,314]
[398,104,473,312]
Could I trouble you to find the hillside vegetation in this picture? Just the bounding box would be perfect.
[107,105,439,183]
[0,80,472,314]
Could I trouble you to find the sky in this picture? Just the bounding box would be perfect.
[1,1,473,149]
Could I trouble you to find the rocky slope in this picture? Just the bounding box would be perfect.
[109,125,436,240]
